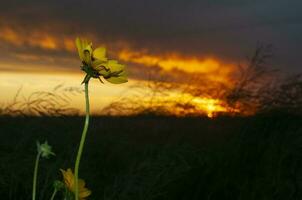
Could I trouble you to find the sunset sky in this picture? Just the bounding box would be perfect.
[1,0,302,115]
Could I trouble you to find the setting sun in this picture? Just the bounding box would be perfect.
[1,1,301,199]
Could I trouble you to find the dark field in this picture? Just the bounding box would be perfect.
[1,114,302,200]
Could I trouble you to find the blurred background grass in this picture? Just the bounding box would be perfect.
[0,114,301,200]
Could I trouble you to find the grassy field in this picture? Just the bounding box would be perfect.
[0,114,302,200]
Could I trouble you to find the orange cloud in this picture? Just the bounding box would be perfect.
[118,49,235,86]
[33,35,57,50]
[0,26,75,52]
[0,27,23,46]
[63,38,76,52]
[119,50,222,72]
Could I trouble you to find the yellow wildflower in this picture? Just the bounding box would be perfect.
[75,37,127,84]
[60,168,91,200]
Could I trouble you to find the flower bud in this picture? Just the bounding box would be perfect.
[53,180,65,191]
[36,141,55,158]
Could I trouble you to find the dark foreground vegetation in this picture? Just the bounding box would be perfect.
[0,113,302,200]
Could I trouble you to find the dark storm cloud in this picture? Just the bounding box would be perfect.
[0,0,302,72]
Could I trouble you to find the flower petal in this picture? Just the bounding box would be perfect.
[75,38,84,61]
[60,168,91,200]
[83,43,92,65]
[60,168,74,191]
[83,51,91,65]
[103,60,125,73]
[91,59,108,71]
[93,47,107,62]
[106,71,128,84]
[76,38,93,65]
[79,188,92,198]
[106,77,128,84]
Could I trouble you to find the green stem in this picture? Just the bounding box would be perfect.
[49,189,58,200]
[32,152,41,200]
[74,81,90,200]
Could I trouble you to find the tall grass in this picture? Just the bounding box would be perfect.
[0,115,301,199]
[0,84,82,116]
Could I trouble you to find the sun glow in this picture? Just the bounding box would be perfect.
[192,97,228,118]
[169,92,233,117]
[102,84,239,118]
[0,71,241,117]
[0,25,242,118]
